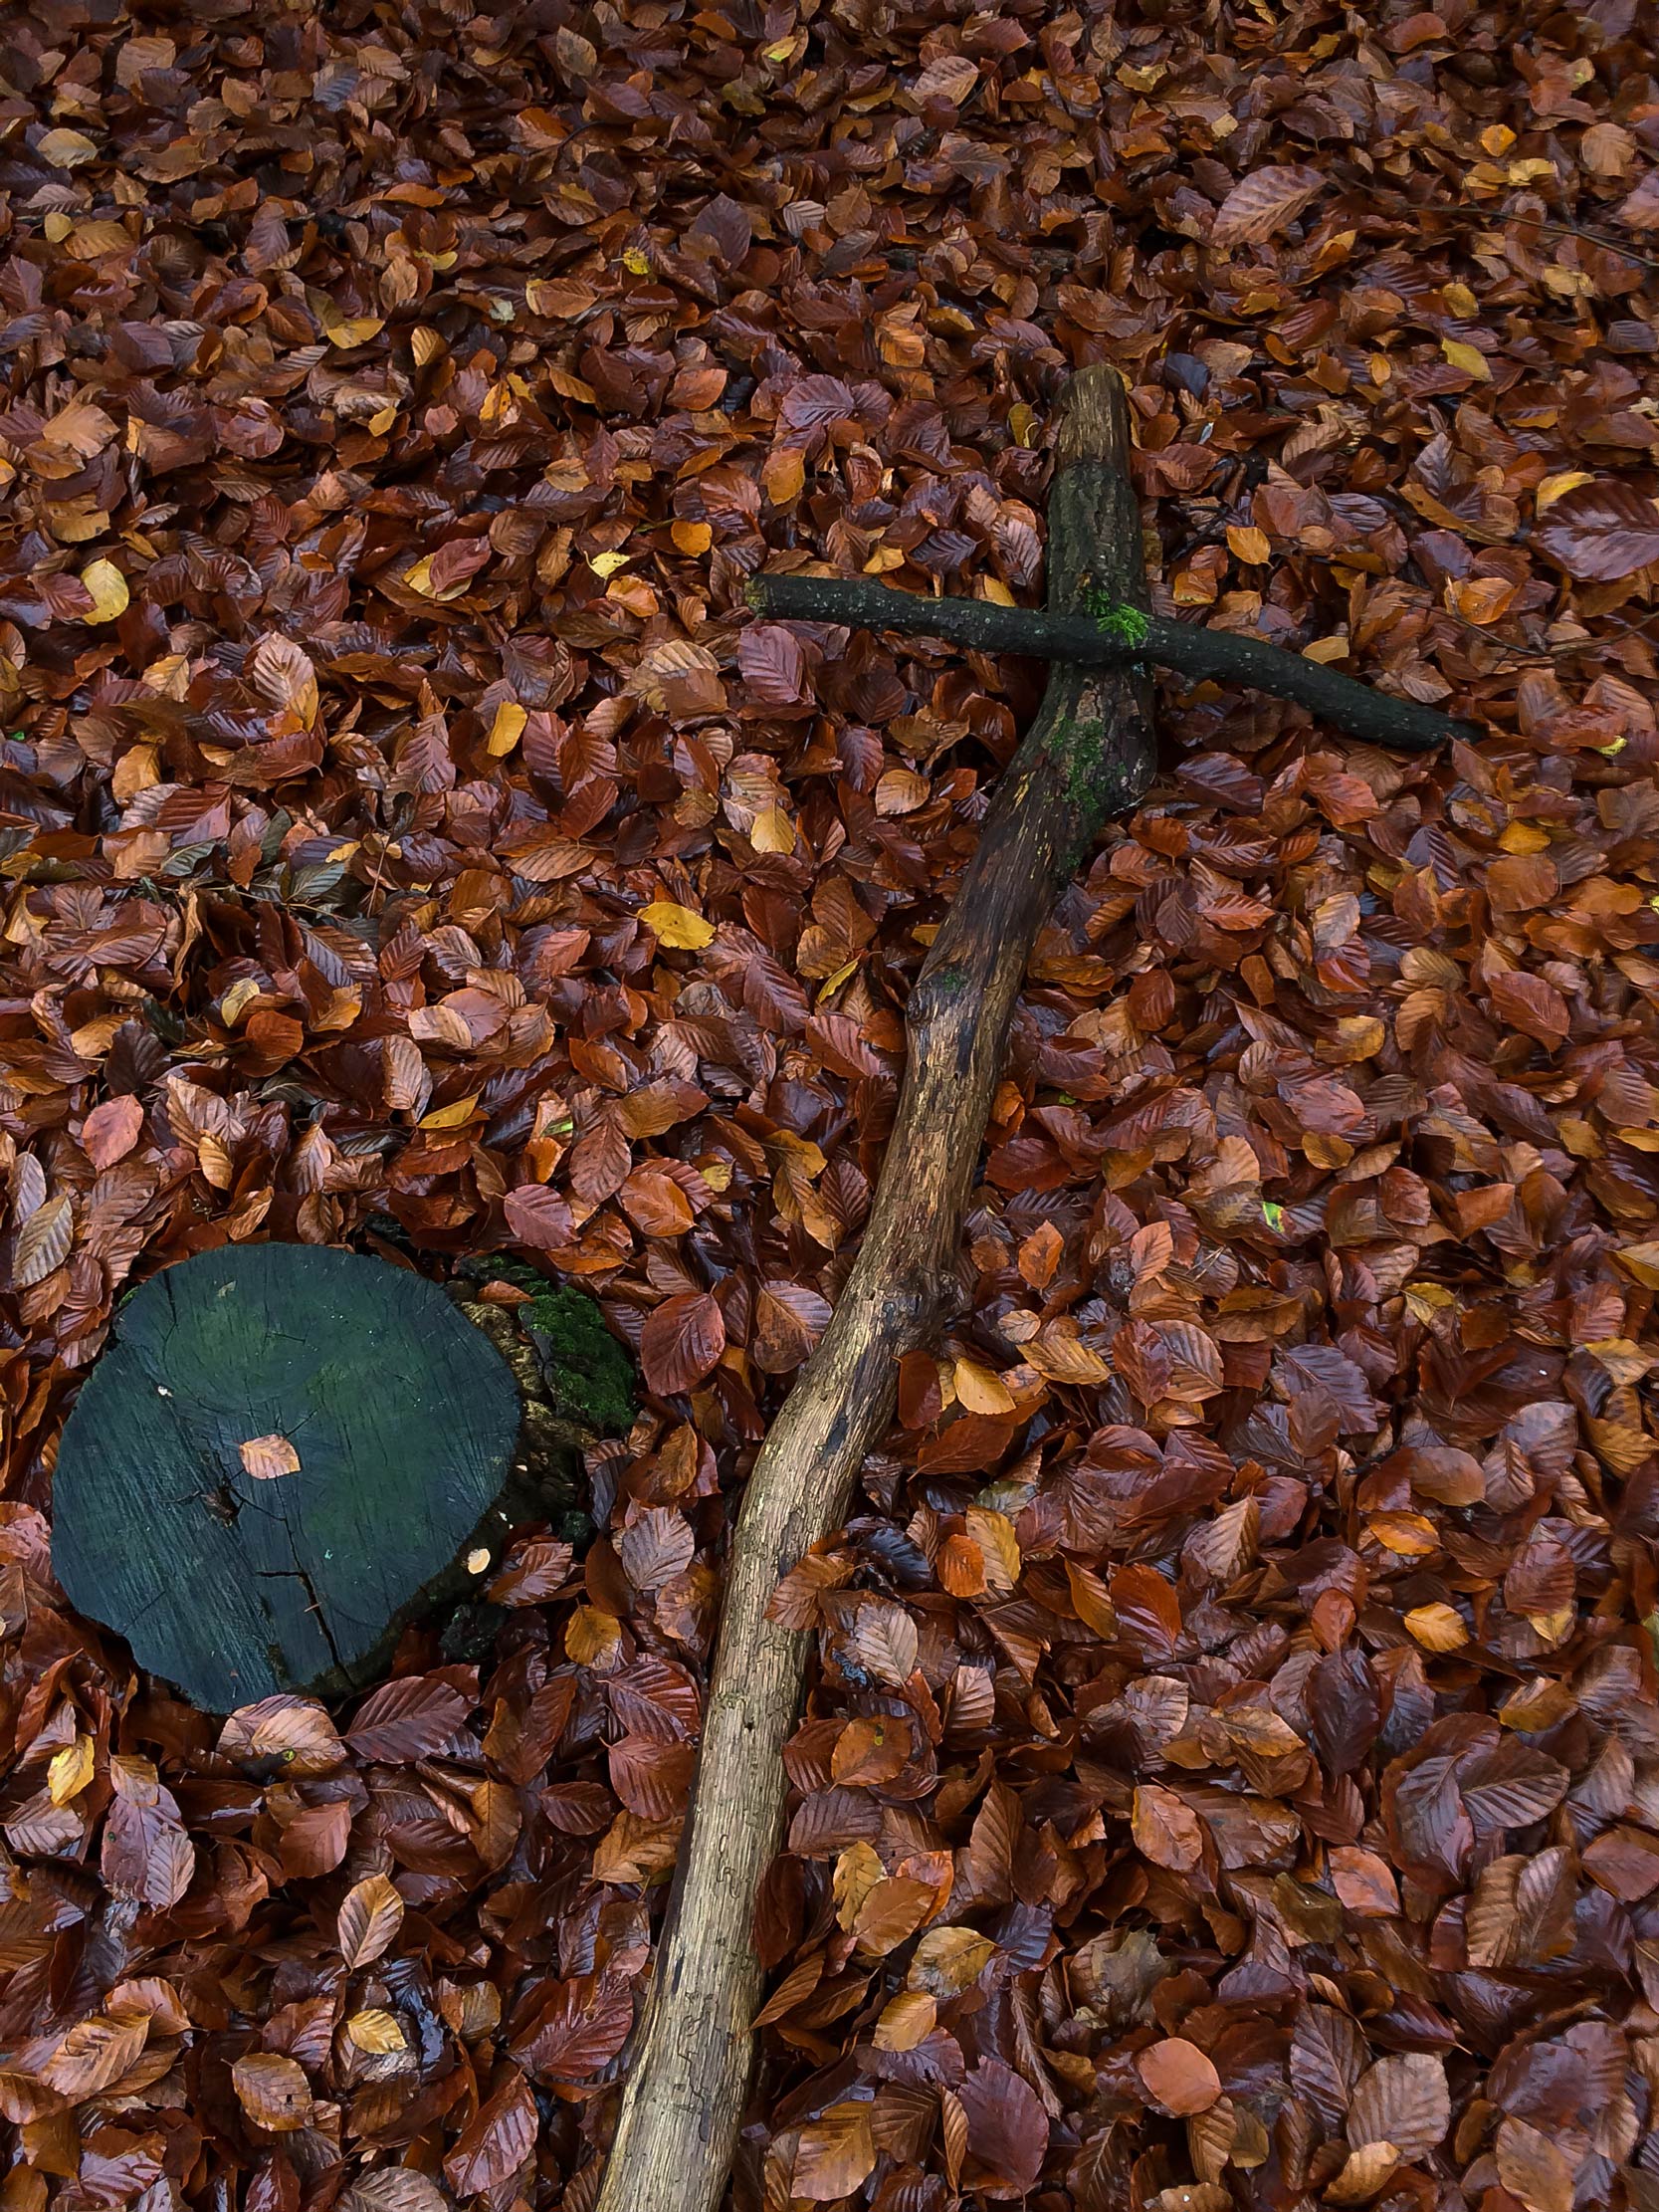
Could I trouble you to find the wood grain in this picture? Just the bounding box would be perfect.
[593,366,1154,2212]
[53,1243,525,1710]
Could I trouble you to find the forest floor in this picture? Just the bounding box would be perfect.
[3,3,1659,2211]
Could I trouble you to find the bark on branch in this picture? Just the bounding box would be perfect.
[747,573,1471,756]
[593,369,1155,2212]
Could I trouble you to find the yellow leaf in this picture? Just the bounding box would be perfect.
[873,1991,936,2053]
[816,958,859,1002]
[345,2008,406,2054]
[48,1736,95,1807]
[39,127,99,167]
[641,900,716,950]
[487,701,527,757]
[1441,282,1479,318]
[79,559,129,623]
[622,247,651,275]
[833,1841,885,1930]
[1537,470,1593,513]
[219,977,262,1028]
[321,312,385,349]
[908,1926,994,1998]
[1615,1241,1659,1289]
[1481,123,1516,155]
[402,556,468,604]
[964,1505,1021,1593]
[1227,525,1271,563]
[952,1357,1014,1416]
[750,805,795,854]
[589,549,631,578]
[980,577,1015,605]
[1008,401,1038,448]
[1440,336,1491,381]
[1405,1603,1469,1652]
[1365,1510,1440,1557]
[762,447,806,506]
[1301,635,1349,664]
[672,521,713,554]
[419,1093,480,1129]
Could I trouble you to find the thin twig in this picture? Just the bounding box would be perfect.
[746,574,1473,753]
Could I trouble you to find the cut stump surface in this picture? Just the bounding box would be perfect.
[53,1244,570,1710]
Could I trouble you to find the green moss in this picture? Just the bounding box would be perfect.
[521,1287,636,1435]
[1086,586,1149,648]
[458,1254,636,1436]
[1046,716,1107,817]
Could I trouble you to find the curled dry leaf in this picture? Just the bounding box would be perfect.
[218,1697,344,1777]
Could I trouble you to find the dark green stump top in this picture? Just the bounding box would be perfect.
[52,1245,532,1712]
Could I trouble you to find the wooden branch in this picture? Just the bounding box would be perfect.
[593,369,1154,2212]
[747,574,1472,756]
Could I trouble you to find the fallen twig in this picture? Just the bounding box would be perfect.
[747,572,1472,755]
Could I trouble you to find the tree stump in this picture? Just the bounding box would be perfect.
[51,1244,632,1712]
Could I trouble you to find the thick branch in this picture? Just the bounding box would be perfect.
[747,572,1472,756]
[592,368,1153,2212]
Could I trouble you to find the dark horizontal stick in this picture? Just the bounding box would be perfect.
[746,573,1473,756]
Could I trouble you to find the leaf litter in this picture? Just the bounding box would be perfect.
[2,3,1659,2211]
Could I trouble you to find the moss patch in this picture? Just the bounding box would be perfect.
[457,1254,636,1436]
[1086,586,1149,647]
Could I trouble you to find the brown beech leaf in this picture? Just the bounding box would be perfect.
[343,2174,449,2212]
[232,2053,312,2132]
[337,1875,405,1968]
[1347,2053,1448,2160]
[1132,1783,1203,1872]
[639,1291,726,1396]
[345,1676,469,1762]
[792,2105,877,2202]
[443,2070,536,2196]
[239,1433,301,1481]
[1494,2116,1574,2212]
[81,1094,145,1169]
[1535,479,1659,579]
[1138,2038,1221,2115]
[218,1697,344,1777]
[510,1974,633,2081]
[956,2059,1047,2193]
[1210,164,1325,244]
[40,2014,148,2099]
